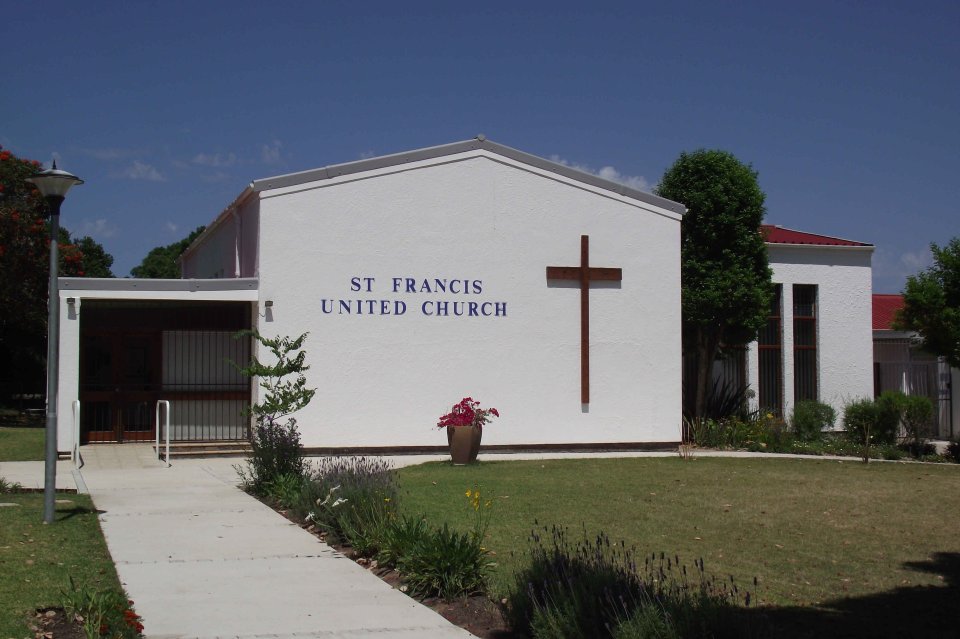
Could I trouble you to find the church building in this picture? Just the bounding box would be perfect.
[57,138,686,453]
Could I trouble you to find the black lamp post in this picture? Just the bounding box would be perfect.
[26,161,83,524]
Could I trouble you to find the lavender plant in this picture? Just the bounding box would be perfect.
[504,524,758,638]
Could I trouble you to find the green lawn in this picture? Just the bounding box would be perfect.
[0,494,125,638]
[398,457,960,636]
[0,426,45,462]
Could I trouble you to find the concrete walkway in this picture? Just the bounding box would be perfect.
[74,445,474,639]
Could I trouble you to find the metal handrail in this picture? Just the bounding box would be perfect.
[72,400,81,467]
[155,400,171,468]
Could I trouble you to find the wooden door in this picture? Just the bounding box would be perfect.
[116,335,158,441]
[79,333,160,443]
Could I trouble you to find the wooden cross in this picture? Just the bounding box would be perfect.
[546,235,623,404]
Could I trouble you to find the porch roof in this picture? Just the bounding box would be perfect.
[58,277,259,301]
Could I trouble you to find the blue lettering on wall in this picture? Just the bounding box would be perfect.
[325,276,506,318]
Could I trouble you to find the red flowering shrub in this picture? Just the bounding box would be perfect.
[61,579,144,638]
[0,145,114,401]
[437,397,500,429]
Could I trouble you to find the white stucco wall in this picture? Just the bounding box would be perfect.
[238,198,259,277]
[255,150,682,448]
[57,296,80,453]
[745,244,874,424]
[181,196,259,279]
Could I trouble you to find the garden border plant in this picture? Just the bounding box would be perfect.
[277,456,496,603]
[683,393,958,465]
[790,399,836,441]
[504,523,758,638]
[234,330,315,496]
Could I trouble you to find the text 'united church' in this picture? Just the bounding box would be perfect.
[319,276,508,317]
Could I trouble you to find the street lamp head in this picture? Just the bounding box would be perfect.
[26,160,84,202]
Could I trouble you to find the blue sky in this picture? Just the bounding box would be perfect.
[3,1,957,292]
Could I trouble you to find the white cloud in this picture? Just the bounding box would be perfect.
[191,152,237,168]
[261,139,282,164]
[549,155,651,191]
[77,218,119,239]
[900,249,933,273]
[76,147,141,161]
[166,221,179,233]
[596,165,651,191]
[358,150,376,160]
[872,245,935,293]
[118,160,165,182]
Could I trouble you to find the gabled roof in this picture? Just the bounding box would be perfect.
[181,138,686,265]
[873,294,904,330]
[761,224,872,247]
[253,136,687,214]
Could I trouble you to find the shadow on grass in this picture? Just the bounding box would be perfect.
[57,504,104,521]
[751,552,959,638]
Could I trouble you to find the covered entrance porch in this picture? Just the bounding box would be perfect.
[57,278,260,453]
[80,300,252,443]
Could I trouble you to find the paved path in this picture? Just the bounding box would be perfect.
[76,445,473,639]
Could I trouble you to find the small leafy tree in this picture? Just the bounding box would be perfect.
[843,399,879,463]
[901,394,934,454]
[656,149,774,419]
[875,390,906,444]
[895,237,960,368]
[234,330,316,494]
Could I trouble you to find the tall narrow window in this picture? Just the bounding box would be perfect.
[758,284,783,415]
[793,284,818,401]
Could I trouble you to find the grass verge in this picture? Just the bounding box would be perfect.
[0,426,45,462]
[398,457,960,636]
[0,493,125,638]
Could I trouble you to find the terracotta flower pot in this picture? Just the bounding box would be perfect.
[447,425,482,465]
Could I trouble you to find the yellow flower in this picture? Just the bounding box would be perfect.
[384,498,391,502]
[465,489,472,498]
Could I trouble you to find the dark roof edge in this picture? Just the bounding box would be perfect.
[59,278,259,292]
[252,137,686,215]
[766,242,875,251]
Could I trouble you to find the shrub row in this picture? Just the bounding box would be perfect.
[686,391,955,463]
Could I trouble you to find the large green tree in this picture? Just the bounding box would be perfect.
[0,146,115,403]
[656,149,773,419]
[895,237,960,367]
[130,225,205,278]
[74,235,115,278]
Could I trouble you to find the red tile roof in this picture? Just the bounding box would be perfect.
[761,224,871,247]
[873,294,904,330]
